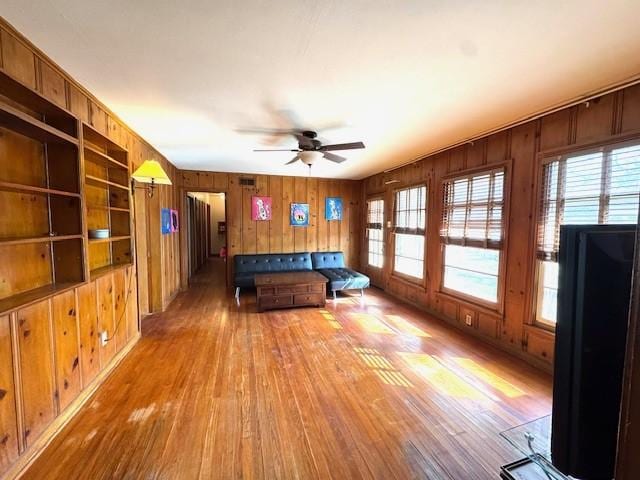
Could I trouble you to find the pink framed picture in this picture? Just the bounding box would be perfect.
[170,209,179,232]
[251,196,272,221]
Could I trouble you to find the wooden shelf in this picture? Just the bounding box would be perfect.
[85,175,130,192]
[86,204,130,213]
[83,123,127,153]
[88,235,130,244]
[0,69,77,137]
[0,101,78,145]
[0,234,83,246]
[90,262,132,280]
[0,282,83,316]
[84,144,128,170]
[0,180,81,198]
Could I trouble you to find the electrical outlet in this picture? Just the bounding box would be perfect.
[100,331,108,346]
[465,314,473,326]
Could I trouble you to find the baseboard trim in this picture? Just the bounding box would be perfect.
[381,288,553,374]
[4,332,141,480]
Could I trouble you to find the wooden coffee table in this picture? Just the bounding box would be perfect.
[255,271,328,312]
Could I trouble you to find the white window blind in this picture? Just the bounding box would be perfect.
[366,199,384,268]
[394,185,427,235]
[440,168,505,249]
[537,143,640,261]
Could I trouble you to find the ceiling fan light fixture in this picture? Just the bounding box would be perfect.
[299,150,323,166]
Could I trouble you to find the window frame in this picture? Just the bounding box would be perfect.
[531,136,640,329]
[391,183,428,286]
[366,196,385,270]
[438,163,511,312]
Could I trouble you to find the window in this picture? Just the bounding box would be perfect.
[440,168,505,303]
[366,198,384,268]
[393,185,427,279]
[536,142,640,324]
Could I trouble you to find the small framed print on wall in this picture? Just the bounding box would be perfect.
[251,196,272,221]
[325,197,343,221]
[290,203,309,226]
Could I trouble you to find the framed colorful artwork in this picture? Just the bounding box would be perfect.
[290,203,309,226]
[325,197,343,221]
[251,196,272,221]
[170,209,179,232]
[161,208,171,234]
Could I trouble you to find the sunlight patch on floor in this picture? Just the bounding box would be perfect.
[354,347,413,388]
[398,352,489,401]
[350,313,394,334]
[320,309,343,329]
[385,314,432,337]
[452,357,524,398]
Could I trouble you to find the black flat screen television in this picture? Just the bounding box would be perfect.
[551,224,636,479]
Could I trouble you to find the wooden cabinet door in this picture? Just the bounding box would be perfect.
[51,291,81,412]
[77,283,100,386]
[126,266,139,341]
[0,315,19,476]
[16,300,55,447]
[112,270,127,352]
[96,275,115,366]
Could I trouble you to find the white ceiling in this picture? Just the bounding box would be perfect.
[4,1,640,179]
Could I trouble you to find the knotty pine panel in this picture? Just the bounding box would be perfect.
[96,275,116,366]
[51,290,81,413]
[16,300,55,447]
[0,128,46,188]
[0,243,52,301]
[269,176,284,253]
[125,266,139,341]
[621,84,640,134]
[0,29,36,89]
[0,315,18,476]
[575,94,616,143]
[112,269,128,352]
[38,59,66,108]
[76,282,100,385]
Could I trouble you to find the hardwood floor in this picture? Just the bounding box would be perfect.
[21,258,551,480]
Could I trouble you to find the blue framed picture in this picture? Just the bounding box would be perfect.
[161,208,171,234]
[325,197,343,221]
[290,203,309,226]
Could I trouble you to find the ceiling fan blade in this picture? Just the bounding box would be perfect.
[319,141,365,151]
[237,127,295,135]
[253,149,301,152]
[323,152,347,163]
[286,155,301,165]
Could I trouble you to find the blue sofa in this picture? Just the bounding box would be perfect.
[233,251,370,301]
[234,252,313,300]
[311,252,370,299]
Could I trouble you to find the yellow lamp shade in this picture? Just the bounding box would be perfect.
[132,160,172,185]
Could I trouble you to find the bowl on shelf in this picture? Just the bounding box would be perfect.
[88,229,110,239]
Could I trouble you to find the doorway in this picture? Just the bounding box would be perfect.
[186,192,227,284]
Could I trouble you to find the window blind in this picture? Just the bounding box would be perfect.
[366,199,384,230]
[440,168,505,249]
[537,143,640,261]
[393,185,427,235]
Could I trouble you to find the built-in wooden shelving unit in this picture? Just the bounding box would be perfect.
[82,123,133,280]
[0,71,84,315]
[0,68,134,315]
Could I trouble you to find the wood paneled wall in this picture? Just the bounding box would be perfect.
[0,16,180,478]
[0,267,139,478]
[0,17,181,316]
[178,171,362,288]
[359,83,640,370]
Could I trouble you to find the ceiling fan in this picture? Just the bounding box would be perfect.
[250,129,365,166]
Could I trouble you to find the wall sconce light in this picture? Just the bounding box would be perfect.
[131,160,172,197]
